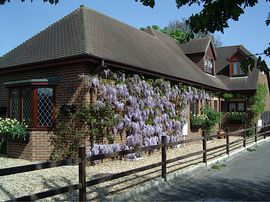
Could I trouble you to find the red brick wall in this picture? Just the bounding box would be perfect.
[0,64,91,161]
[7,131,52,161]
[0,64,89,109]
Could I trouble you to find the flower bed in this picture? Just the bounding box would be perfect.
[0,118,28,140]
[190,114,206,127]
[226,112,247,124]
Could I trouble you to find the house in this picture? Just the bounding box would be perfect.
[0,6,269,161]
[181,38,270,130]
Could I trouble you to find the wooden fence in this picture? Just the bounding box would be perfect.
[1,123,270,201]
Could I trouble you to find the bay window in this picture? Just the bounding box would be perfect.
[8,86,55,129]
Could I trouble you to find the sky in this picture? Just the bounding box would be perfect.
[0,0,269,67]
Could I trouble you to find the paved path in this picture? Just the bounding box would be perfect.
[119,141,270,201]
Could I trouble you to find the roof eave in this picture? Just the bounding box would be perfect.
[0,54,227,92]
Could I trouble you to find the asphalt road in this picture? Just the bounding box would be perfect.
[120,141,270,201]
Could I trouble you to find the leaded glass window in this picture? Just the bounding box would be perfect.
[38,88,53,127]
[8,86,55,129]
[22,88,31,125]
[10,89,19,119]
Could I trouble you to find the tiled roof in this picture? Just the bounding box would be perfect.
[180,37,213,55]
[0,6,227,90]
[216,46,259,91]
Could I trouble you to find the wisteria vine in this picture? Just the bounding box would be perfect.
[80,70,211,157]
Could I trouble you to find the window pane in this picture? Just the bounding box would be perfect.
[22,88,31,125]
[229,103,236,112]
[10,89,19,119]
[190,100,198,115]
[38,88,53,127]
[237,102,245,112]
[205,58,213,73]
[233,63,238,75]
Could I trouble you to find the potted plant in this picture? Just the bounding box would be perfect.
[0,118,28,142]
[226,112,247,124]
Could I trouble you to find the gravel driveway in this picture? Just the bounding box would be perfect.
[0,136,245,201]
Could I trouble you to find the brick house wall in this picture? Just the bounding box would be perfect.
[0,63,91,161]
[186,96,221,140]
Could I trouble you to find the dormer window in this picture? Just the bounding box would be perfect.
[204,57,214,74]
[231,62,245,76]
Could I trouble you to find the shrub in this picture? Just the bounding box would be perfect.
[0,118,27,139]
[226,112,247,123]
[50,120,86,160]
[248,83,267,126]
[201,107,221,134]
[190,114,206,127]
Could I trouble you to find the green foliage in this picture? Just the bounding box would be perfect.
[51,101,118,160]
[226,112,247,123]
[77,102,119,146]
[190,114,206,127]
[140,25,193,43]
[211,162,226,170]
[241,56,268,74]
[247,147,256,152]
[222,93,234,100]
[201,107,221,134]
[0,118,27,139]
[167,29,193,43]
[248,83,267,125]
[50,120,85,160]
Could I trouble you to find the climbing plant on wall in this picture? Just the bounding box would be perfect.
[79,70,212,157]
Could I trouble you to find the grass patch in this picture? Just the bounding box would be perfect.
[247,147,256,152]
[211,162,226,170]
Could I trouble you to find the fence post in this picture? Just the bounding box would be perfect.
[202,130,207,165]
[225,128,229,155]
[264,123,266,139]
[255,124,257,143]
[243,126,246,148]
[161,136,167,181]
[79,145,86,201]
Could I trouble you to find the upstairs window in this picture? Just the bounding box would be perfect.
[204,57,214,74]
[231,62,245,76]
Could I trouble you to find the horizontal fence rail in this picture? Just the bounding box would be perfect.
[9,184,81,202]
[1,123,270,201]
[0,158,80,177]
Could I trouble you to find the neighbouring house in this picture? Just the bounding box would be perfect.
[0,6,269,161]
